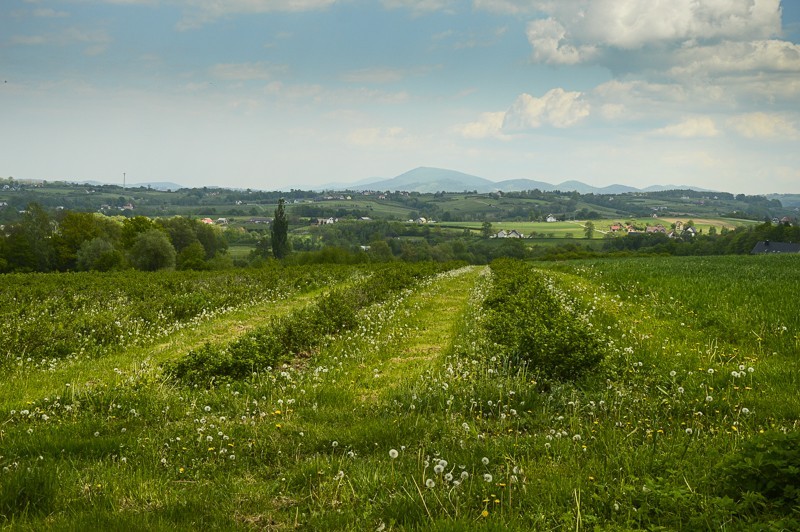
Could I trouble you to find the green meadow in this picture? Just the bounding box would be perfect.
[1,256,799,530]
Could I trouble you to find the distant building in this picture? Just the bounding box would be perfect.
[546,214,557,223]
[493,229,524,238]
[751,241,800,254]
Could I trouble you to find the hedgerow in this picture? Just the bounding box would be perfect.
[167,262,460,384]
[483,258,605,381]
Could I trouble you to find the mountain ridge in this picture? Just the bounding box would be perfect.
[330,166,710,194]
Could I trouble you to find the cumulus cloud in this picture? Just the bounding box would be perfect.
[502,88,590,130]
[653,117,719,138]
[670,39,800,77]
[727,112,799,139]
[526,18,597,64]
[454,111,507,139]
[456,88,589,139]
[524,0,781,56]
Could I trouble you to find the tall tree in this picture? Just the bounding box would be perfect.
[271,198,290,259]
[584,221,595,239]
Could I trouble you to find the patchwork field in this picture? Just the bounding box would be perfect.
[1,256,799,530]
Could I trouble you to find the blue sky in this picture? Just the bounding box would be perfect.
[2,0,799,193]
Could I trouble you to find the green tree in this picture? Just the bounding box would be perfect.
[129,229,176,271]
[481,220,493,238]
[76,237,124,271]
[20,203,55,271]
[271,198,290,259]
[584,221,595,239]
[177,242,209,270]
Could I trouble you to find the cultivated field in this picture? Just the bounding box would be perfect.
[1,256,799,530]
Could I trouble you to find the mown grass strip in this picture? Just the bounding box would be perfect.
[0,288,325,411]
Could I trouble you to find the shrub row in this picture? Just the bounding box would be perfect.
[483,258,605,381]
[167,262,459,385]
[0,265,352,370]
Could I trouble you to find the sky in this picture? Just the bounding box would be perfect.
[2,0,799,194]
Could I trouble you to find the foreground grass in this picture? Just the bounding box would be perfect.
[2,257,799,529]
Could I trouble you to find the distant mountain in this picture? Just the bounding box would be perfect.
[349,167,496,193]
[493,178,556,192]
[329,166,711,195]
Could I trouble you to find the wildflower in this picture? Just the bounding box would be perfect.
[482,456,490,465]
[706,396,713,402]
[461,471,469,480]
[573,434,582,442]
[204,406,211,412]
[707,368,714,375]
[481,510,489,518]
[483,473,493,483]
[445,473,453,482]
[332,441,338,448]
[741,407,750,415]
[426,479,435,488]
[669,370,677,377]
[389,449,399,459]
[677,387,684,394]
[685,428,693,435]
[434,464,444,474]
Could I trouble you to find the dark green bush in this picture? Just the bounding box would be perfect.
[715,430,800,513]
[485,258,605,381]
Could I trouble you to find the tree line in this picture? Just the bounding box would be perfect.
[0,204,228,273]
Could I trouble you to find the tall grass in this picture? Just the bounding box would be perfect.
[1,257,798,529]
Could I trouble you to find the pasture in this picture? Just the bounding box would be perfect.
[1,256,798,530]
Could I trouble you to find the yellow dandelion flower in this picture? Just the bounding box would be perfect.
[481,510,489,518]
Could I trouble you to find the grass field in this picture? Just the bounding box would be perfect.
[1,257,799,529]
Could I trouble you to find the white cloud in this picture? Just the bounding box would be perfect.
[670,40,800,77]
[502,88,590,130]
[454,111,507,139]
[526,18,597,65]
[727,112,799,139]
[529,0,781,53]
[653,117,719,138]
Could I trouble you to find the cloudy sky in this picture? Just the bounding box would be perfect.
[2,0,799,193]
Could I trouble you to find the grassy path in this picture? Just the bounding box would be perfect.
[0,287,327,411]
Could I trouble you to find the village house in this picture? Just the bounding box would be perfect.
[646,225,667,234]
[546,214,557,223]
[493,229,524,239]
